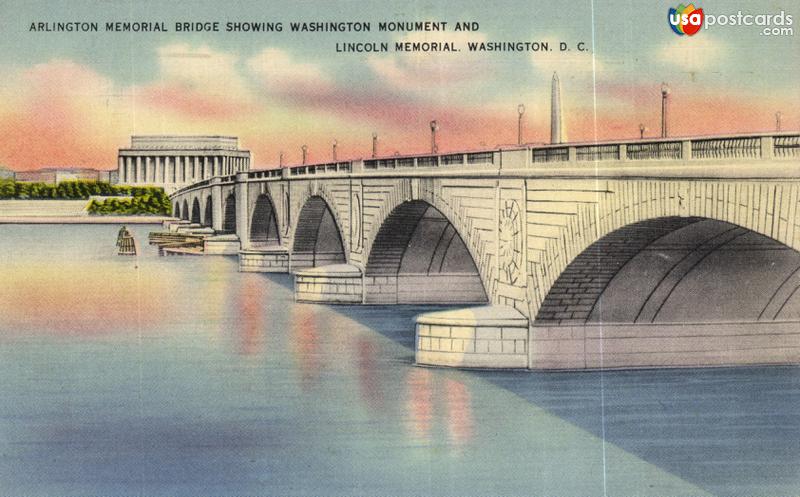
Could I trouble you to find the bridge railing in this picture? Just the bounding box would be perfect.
[169,132,798,198]
[289,161,352,176]
[248,169,283,180]
[363,151,496,170]
[529,132,799,164]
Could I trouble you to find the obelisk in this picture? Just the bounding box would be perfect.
[550,72,564,144]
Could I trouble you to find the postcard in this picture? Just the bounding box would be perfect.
[0,1,798,496]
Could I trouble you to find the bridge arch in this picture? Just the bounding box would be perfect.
[527,180,800,322]
[223,192,236,233]
[250,193,280,247]
[173,201,181,219]
[363,200,489,304]
[190,197,202,224]
[534,216,800,327]
[291,195,346,270]
[203,196,213,227]
[181,199,189,221]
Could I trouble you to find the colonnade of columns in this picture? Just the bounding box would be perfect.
[117,154,250,186]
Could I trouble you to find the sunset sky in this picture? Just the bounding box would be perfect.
[0,0,797,171]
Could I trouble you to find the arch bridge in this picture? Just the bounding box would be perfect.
[168,132,800,370]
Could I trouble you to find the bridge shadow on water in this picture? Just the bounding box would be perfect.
[321,301,800,497]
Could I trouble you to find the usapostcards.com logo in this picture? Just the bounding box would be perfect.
[669,4,704,36]
[668,3,794,37]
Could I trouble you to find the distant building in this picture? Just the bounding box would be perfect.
[0,167,14,180]
[14,168,110,184]
[117,135,251,194]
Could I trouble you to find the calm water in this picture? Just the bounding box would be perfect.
[0,224,798,497]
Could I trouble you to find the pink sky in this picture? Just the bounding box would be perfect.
[0,43,796,172]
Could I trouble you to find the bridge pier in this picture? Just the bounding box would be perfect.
[415,306,529,369]
[203,234,240,255]
[234,172,250,247]
[238,247,290,272]
[210,177,223,232]
[530,322,800,370]
[294,264,363,304]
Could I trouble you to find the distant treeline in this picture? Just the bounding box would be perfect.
[0,179,171,216]
[87,195,171,216]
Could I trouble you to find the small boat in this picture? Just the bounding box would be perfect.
[117,226,137,256]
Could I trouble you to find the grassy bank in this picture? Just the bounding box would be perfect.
[0,179,170,215]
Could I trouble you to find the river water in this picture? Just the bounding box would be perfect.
[0,224,797,497]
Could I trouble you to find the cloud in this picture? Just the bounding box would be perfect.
[247,47,332,93]
[0,60,130,170]
[367,30,491,93]
[656,34,725,72]
[156,43,249,97]
[135,43,256,120]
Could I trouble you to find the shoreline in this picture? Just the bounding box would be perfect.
[0,216,173,224]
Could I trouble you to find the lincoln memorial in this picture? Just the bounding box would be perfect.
[117,135,251,193]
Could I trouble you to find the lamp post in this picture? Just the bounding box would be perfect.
[372,132,378,158]
[776,111,782,132]
[517,104,525,145]
[301,145,308,165]
[639,123,646,139]
[279,151,284,168]
[430,120,439,154]
[661,82,670,138]
[332,139,338,162]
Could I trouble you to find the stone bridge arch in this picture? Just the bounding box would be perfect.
[287,182,349,253]
[289,194,347,270]
[203,195,213,227]
[526,179,800,322]
[190,197,202,224]
[181,199,189,221]
[362,199,489,304]
[360,178,498,304]
[222,192,237,233]
[249,192,281,247]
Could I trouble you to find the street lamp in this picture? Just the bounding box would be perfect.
[639,123,646,139]
[372,132,378,158]
[517,104,526,145]
[661,82,670,138]
[776,111,782,132]
[332,139,338,162]
[301,145,308,165]
[430,120,439,154]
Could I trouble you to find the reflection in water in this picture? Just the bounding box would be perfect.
[445,378,474,448]
[404,367,434,443]
[234,275,267,356]
[0,260,170,335]
[403,369,475,450]
[354,336,385,412]
[290,303,322,388]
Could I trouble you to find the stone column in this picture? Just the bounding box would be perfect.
[126,157,133,184]
[175,155,186,184]
[118,156,125,183]
[153,155,164,185]
[135,156,142,183]
[235,172,250,248]
[146,157,153,183]
[211,177,224,232]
